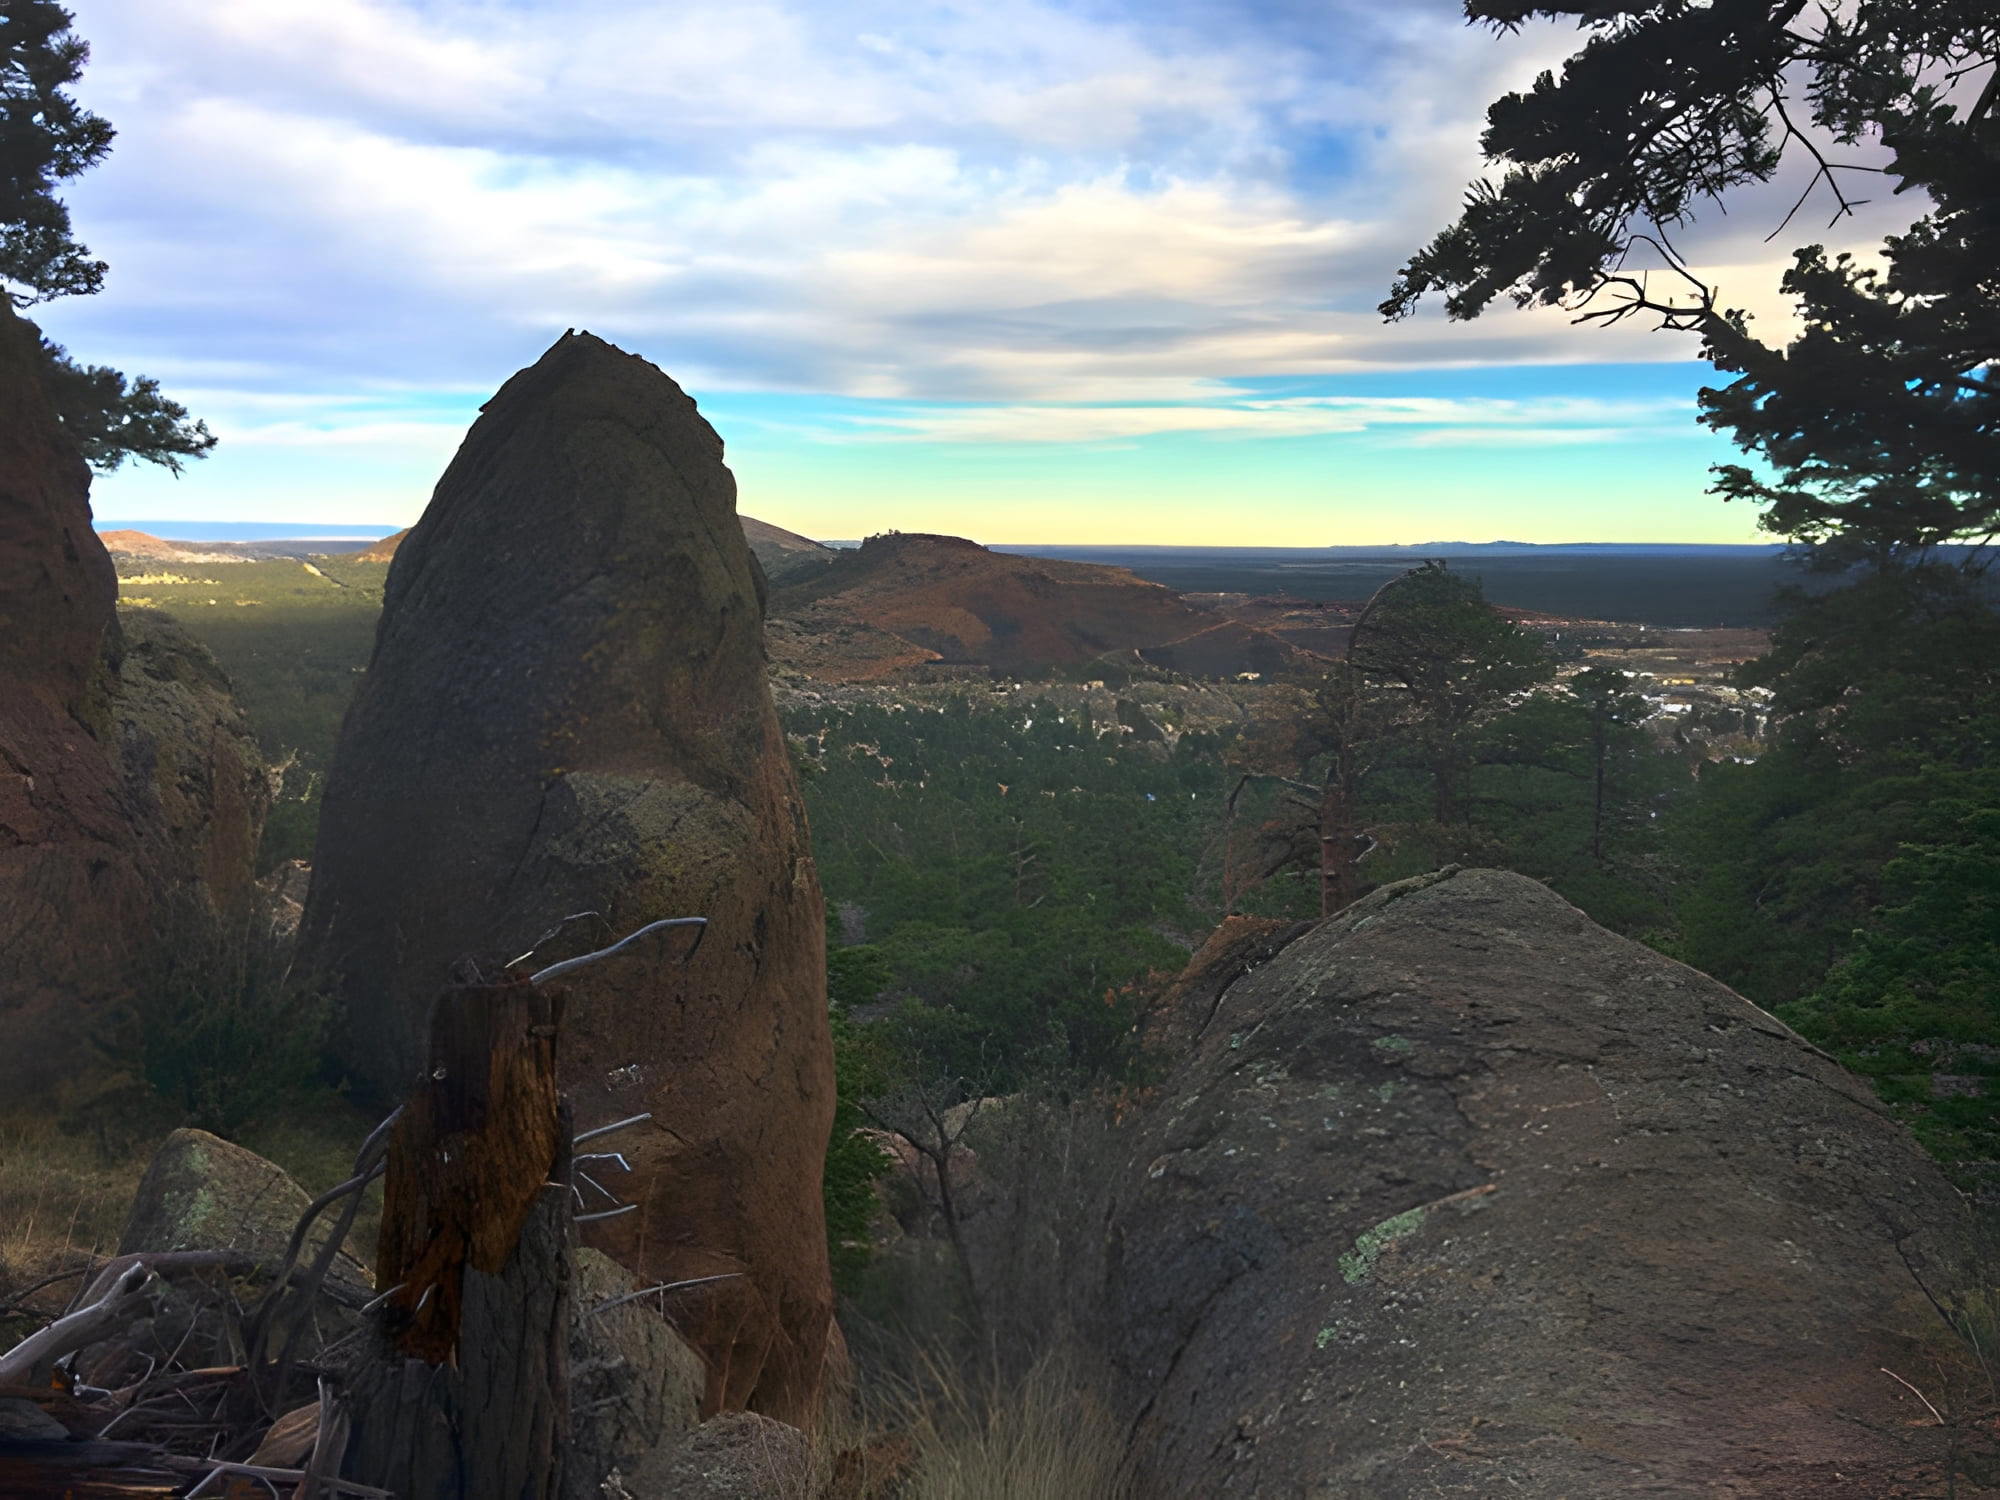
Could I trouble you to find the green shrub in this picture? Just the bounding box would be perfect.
[134,894,330,1137]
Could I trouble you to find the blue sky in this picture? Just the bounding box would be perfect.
[42,0,1898,544]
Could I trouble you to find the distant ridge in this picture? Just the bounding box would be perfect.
[99,528,377,561]
[353,528,407,562]
[1326,541,1792,556]
[999,541,1792,559]
[741,515,836,583]
[96,522,1789,557]
[93,520,397,542]
[348,515,836,580]
[767,530,1316,681]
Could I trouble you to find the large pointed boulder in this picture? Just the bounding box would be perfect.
[300,332,835,1423]
[0,303,264,1104]
[1088,869,1983,1497]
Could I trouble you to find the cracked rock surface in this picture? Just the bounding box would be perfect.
[1089,868,1983,1498]
[301,331,833,1424]
[0,301,265,1107]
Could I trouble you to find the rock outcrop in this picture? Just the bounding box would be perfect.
[0,303,265,1105]
[110,610,267,919]
[1089,869,1981,1498]
[301,331,835,1423]
[119,1128,368,1285]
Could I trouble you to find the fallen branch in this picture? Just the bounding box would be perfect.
[170,1455,392,1499]
[72,1250,260,1312]
[0,1261,155,1389]
[1880,1366,1946,1426]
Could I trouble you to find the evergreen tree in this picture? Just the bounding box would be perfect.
[1568,665,1652,864]
[1348,562,1554,827]
[1228,661,1407,915]
[0,0,110,301]
[2,2,213,470]
[1382,1,1997,557]
[1387,1,2000,1170]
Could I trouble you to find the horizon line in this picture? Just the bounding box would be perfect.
[94,519,1785,551]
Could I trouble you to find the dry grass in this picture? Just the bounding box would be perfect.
[821,1349,1131,1500]
[0,1085,387,1334]
[0,1112,149,1326]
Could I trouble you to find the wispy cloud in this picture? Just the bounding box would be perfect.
[49,0,1895,536]
[822,394,1684,444]
[47,0,1659,405]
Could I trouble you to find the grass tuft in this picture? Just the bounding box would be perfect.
[838,1349,1130,1500]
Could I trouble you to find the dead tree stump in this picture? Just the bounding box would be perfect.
[341,977,574,1500]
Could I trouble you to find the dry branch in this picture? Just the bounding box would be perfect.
[0,1261,155,1389]
[526,914,707,985]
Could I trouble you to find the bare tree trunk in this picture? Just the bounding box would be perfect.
[1222,774,1247,913]
[1433,750,1457,830]
[1590,718,1608,865]
[1317,742,1365,917]
[342,977,574,1500]
[927,1137,988,1344]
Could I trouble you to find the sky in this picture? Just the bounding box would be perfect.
[39,0,1910,545]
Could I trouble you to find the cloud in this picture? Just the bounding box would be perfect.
[44,0,1925,460]
[218,419,467,457]
[818,393,1685,443]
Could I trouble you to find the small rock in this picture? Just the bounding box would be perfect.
[0,1396,69,1441]
[562,1248,706,1500]
[120,1129,370,1284]
[104,1128,373,1381]
[618,1411,814,1500]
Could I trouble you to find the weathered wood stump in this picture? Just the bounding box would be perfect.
[342,977,574,1500]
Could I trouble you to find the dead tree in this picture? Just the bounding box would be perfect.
[339,974,576,1500]
[340,917,704,1500]
[864,1081,992,1347]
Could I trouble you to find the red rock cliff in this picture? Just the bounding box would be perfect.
[0,304,265,1105]
[301,331,835,1423]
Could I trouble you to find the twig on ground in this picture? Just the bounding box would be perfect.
[1881,1366,1947,1426]
[172,1456,392,1499]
